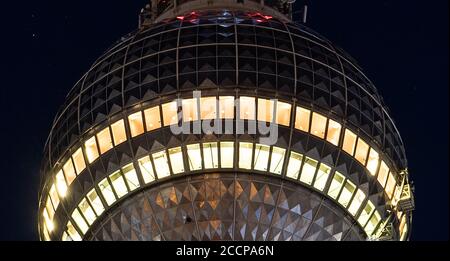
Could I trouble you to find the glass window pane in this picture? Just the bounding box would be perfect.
[348,189,366,216]
[201,97,217,120]
[96,127,113,154]
[71,208,89,234]
[270,147,286,174]
[253,144,270,171]
[45,197,55,220]
[43,208,54,232]
[87,188,104,216]
[111,119,127,146]
[276,101,291,126]
[72,148,86,174]
[56,170,68,197]
[310,112,327,139]
[286,151,303,179]
[49,184,60,209]
[357,201,375,227]
[144,106,162,131]
[313,163,331,191]
[338,180,356,208]
[385,172,396,199]
[239,96,255,120]
[365,211,381,236]
[354,138,369,165]
[342,129,357,155]
[66,221,82,241]
[42,224,51,241]
[219,96,235,119]
[168,147,184,174]
[63,159,77,186]
[257,98,274,123]
[109,171,128,198]
[328,171,345,199]
[366,148,379,176]
[152,151,171,178]
[128,111,145,137]
[122,163,140,191]
[203,142,219,169]
[187,144,202,171]
[162,101,179,126]
[78,198,96,225]
[377,161,389,188]
[182,98,198,122]
[84,136,99,163]
[295,107,310,132]
[326,119,341,146]
[239,142,253,169]
[138,156,156,184]
[299,157,318,185]
[99,178,116,206]
[220,142,234,168]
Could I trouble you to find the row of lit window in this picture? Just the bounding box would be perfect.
[41,96,398,239]
[54,141,382,240]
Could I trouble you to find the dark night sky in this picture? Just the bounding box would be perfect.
[0,1,447,241]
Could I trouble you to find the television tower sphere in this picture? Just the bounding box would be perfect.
[38,0,414,241]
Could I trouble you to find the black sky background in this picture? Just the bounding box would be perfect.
[0,0,447,240]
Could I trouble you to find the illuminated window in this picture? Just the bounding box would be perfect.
[377,161,389,188]
[239,97,256,120]
[87,188,104,216]
[71,208,89,234]
[63,159,77,185]
[162,101,179,126]
[42,224,51,241]
[399,214,408,241]
[168,147,184,174]
[62,232,70,241]
[270,147,286,174]
[299,157,318,185]
[187,144,202,171]
[310,112,327,139]
[200,97,217,120]
[328,171,345,199]
[257,98,274,123]
[84,136,99,163]
[342,129,357,155]
[144,106,161,131]
[182,98,198,122]
[276,101,291,126]
[357,201,375,227]
[99,177,116,206]
[239,142,253,169]
[43,208,54,232]
[295,107,310,132]
[152,151,171,178]
[111,120,127,146]
[138,156,156,184]
[219,96,235,119]
[286,151,303,179]
[55,170,68,197]
[338,180,356,208]
[385,172,396,199]
[313,163,331,191]
[220,142,234,168]
[128,111,145,137]
[72,148,86,174]
[326,119,341,146]
[365,211,381,235]
[78,198,96,225]
[109,171,128,198]
[66,221,81,241]
[354,138,369,165]
[348,189,366,216]
[122,163,140,191]
[366,148,379,176]
[96,127,113,154]
[203,142,218,169]
[253,144,270,171]
[45,197,55,220]
[49,184,60,209]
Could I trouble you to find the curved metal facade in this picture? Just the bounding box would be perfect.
[38,7,413,241]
